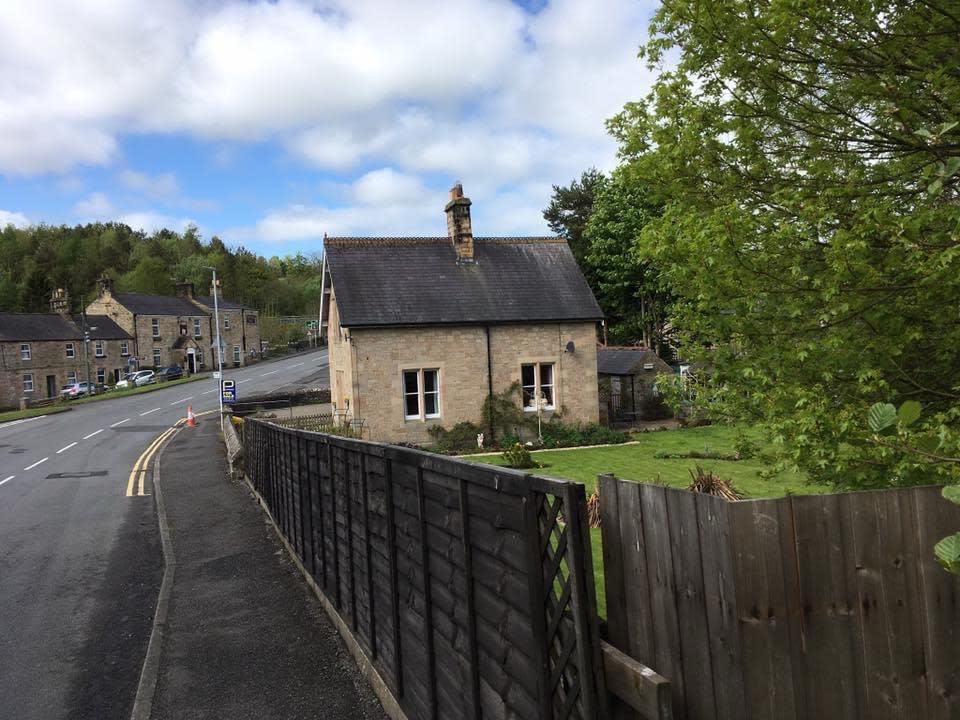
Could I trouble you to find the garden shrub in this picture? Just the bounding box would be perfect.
[539,420,626,449]
[501,443,536,469]
[427,421,484,453]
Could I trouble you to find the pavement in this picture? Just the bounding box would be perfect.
[0,348,333,719]
[146,416,385,720]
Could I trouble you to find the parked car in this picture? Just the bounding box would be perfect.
[116,370,156,389]
[156,365,183,381]
[59,381,96,399]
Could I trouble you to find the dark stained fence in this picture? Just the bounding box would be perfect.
[599,475,960,720]
[243,418,607,720]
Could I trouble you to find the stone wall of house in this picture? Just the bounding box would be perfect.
[131,314,210,369]
[0,338,130,408]
[344,321,599,444]
[207,308,262,367]
[327,289,356,419]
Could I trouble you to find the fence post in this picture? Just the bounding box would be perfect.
[383,457,404,698]
[457,477,482,720]
[415,466,438,720]
[523,483,552,719]
[360,453,377,659]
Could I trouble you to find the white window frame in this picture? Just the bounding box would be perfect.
[193,318,202,338]
[20,343,31,360]
[67,370,77,384]
[151,318,160,339]
[120,341,129,357]
[94,339,105,357]
[96,367,105,384]
[233,345,241,364]
[521,362,556,412]
[402,368,441,421]
[66,342,75,359]
[23,373,34,392]
[224,316,231,330]
[153,348,162,367]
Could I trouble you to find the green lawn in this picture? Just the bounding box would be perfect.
[473,424,812,499]
[469,424,818,619]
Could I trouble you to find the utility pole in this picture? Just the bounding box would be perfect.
[83,310,91,390]
[206,267,225,423]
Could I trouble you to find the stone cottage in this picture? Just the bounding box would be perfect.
[0,288,133,408]
[325,184,603,443]
[84,278,261,372]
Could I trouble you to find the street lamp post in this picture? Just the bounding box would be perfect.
[206,267,225,423]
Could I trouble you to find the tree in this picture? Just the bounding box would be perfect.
[583,171,672,351]
[611,0,960,488]
[543,168,607,267]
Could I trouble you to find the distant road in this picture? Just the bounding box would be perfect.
[0,348,329,720]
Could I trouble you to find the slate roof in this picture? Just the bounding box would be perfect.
[114,293,209,316]
[0,313,83,342]
[597,347,669,376]
[325,237,603,327]
[72,315,133,340]
[193,295,245,311]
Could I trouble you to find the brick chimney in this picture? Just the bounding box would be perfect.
[175,281,195,299]
[210,278,223,300]
[96,276,114,300]
[49,287,70,316]
[444,182,474,262]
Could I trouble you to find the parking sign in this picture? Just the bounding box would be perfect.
[221,379,237,404]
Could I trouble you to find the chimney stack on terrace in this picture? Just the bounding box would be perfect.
[444,182,474,263]
[175,281,195,300]
[49,287,70,316]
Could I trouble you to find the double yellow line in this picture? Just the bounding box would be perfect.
[125,423,182,497]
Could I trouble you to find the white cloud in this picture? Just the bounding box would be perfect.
[117,212,196,234]
[73,192,115,217]
[119,170,179,199]
[0,209,30,227]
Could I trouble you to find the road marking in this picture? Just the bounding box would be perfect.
[289,362,304,368]
[0,475,13,486]
[0,415,47,431]
[56,442,78,454]
[238,379,250,384]
[83,429,104,440]
[169,396,193,406]
[140,408,161,416]
[260,369,279,376]
[110,418,130,427]
[24,457,48,471]
[126,426,177,497]
[202,389,216,395]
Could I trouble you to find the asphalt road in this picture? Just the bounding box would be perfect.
[0,348,329,720]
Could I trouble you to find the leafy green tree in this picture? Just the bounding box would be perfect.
[611,0,960,487]
[583,171,672,351]
[118,256,173,295]
[543,168,607,267]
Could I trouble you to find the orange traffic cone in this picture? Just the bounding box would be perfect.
[186,405,197,427]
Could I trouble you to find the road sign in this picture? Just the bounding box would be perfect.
[213,371,221,379]
[221,379,236,404]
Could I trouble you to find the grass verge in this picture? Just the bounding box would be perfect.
[0,404,72,424]
[70,374,206,406]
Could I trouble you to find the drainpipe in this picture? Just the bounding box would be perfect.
[485,325,495,444]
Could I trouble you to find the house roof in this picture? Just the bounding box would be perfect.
[0,313,83,342]
[114,292,210,316]
[325,237,603,327]
[72,315,133,340]
[597,347,669,376]
[193,295,245,311]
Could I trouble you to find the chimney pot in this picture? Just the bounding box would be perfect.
[49,287,70,316]
[97,276,114,299]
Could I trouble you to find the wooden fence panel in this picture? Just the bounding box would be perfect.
[601,477,960,720]
[242,419,605,720]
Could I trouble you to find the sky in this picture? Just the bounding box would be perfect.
[0,0,660,257]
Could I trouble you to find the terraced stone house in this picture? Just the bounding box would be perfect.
[325,184,603,444]
[84,278,261,373]
[0,289,133,408]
